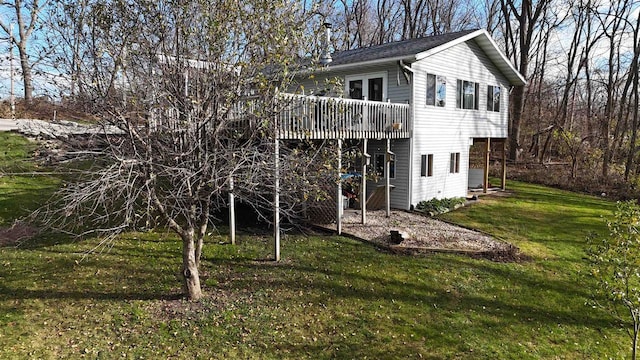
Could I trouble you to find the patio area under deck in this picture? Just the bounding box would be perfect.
[151,94,408,242]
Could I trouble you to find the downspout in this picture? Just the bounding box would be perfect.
[398,59,413,85]
[398,60,415,210]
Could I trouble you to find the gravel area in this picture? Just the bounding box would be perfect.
[340,209,514,256]
[0,118,122,138]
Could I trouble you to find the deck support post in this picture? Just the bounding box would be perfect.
[337,139,343,235]
[274,138,281,262]
[484,138,491,194]
[229,176,236,245]
[501,140,507,190]
[385,138,391,217]
[361,139,368,225]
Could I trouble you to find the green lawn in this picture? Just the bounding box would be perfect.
[0,133,628,359]
[0,133,59,226]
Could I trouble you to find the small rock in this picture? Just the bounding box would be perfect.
[390,230,408,244]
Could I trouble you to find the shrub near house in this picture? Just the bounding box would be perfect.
[415,197,466,216]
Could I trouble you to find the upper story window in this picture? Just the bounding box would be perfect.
[456,80,479,110]
[426,74,446,107]
[487,85,501,112]
[368,78,383,101]
[349,80,363,99]
[346,72,387,102]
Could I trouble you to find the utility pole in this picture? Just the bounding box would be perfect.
[9,22,15,120]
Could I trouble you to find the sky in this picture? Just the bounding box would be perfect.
[0,1,66,100]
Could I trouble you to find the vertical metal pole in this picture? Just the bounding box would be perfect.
[273,88,281,261]
[229,176,236,245]
[501,140,507,190]
[274,138,281,261]
[361,139,368,225]
[484,138,491,193]
[385,138,391,217]
[302,170,308,220]
[9,22,15,120]
[337,139,343,235]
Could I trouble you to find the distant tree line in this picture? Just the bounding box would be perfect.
[4,0,640,190]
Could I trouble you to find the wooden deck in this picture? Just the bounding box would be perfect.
[276,94,411,140]
[149,94,411,139]
[150,93,412,140]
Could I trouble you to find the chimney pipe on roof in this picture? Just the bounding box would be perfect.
[319,22,333,66]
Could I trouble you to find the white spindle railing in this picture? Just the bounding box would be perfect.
[149,93,411,140]
[277,93,410,139]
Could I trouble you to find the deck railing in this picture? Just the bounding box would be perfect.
[150,93,412,140]
[276,93,411,139]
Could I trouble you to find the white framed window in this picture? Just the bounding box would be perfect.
[456,80,479,110]
[374,152,396,179]
[345,72,388,102]
[426,74,446,107]
[421,154,433,177]
[449,152,460,173]
[487,85,501,112]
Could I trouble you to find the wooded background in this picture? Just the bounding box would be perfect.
[2,0,640,197]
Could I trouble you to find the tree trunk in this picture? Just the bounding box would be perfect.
[181,229,202,301]
[509,84,525,161]
[625,83,639,180]
[539,125,554,163]
[633,324,638,360]
[17,43,33,103]
[624,15,640,180]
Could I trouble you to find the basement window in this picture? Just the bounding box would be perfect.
[449,152,460,173]
[421,154,433,177]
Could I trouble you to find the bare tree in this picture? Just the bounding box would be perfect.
[500,0,553,161]
[374,0,403,44]
[46,0,91,100]
[593,0,634,178]
[0,0,49,103]
[621,13,640,179]
[325,0,477,49]
[36,0,334,301]
[479,0,504,33]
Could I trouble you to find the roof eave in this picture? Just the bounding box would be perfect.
[476,31,527,86]
[415,29,526,86]
[325,55,416,71]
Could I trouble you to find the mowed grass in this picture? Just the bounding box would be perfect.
[0,133,628,359]
[0,133,59,226]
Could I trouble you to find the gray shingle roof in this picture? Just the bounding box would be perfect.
[329,29,479,66]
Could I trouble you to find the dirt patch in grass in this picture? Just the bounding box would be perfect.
[151,296,213,321]
[0,222,38,246]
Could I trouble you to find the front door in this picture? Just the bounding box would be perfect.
[345,72,387,102]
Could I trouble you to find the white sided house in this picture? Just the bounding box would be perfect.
[152,29,526,258]
[286,28,525,214]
